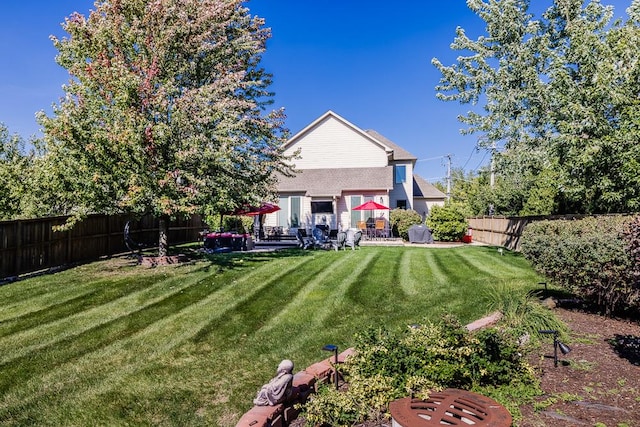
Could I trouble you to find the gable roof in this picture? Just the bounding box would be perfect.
[277,167,394,197]
[285,111,417,162]
[365,130,417,161]
[413,174,447,199]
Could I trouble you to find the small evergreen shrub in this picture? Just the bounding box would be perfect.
[426,203,468,242]
[520,216,640,315]
[389,208,422,240]
[300,315,540,426]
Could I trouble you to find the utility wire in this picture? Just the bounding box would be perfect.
[461,146,477,170]
[472,150,489,172]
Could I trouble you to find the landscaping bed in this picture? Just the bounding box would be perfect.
[292,308,639,427]
[519,308,640,427]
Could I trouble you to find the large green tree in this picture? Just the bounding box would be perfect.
[433,0,640,215]
[38,0,292,255]
[0,125,30,220]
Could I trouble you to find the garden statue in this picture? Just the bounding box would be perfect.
[253,359,294,406]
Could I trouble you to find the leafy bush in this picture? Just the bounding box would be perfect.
[204,214,254,233]
[520,216,640,315]
[389,208,422,240]
[301,315,540,425]
[426,203,468,241]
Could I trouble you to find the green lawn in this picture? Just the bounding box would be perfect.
[0,246,542,426]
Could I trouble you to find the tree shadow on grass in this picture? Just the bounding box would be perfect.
[181,246,316,273]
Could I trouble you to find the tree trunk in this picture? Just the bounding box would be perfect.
[159,216,169,257]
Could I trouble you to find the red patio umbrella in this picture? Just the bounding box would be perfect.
[234,202,281,216]
[352,200,390,238]
[352,200,389,211]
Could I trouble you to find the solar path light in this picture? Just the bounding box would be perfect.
[539,330,571,367]
[322,344,339,390]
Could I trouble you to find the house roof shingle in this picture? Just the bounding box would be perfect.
[413,174,447,199]
[364,129,417,161]
[277,167,394,197]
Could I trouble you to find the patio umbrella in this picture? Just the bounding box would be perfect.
[352,200,389,237]
[352,200,389,211]
[233,202,281,216]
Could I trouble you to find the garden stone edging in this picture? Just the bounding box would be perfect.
[234,311,502,427]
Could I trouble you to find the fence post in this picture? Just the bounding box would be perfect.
[15,221,22,275]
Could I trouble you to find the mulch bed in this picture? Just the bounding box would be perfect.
[292,308,640,427]
[518,308,640,427]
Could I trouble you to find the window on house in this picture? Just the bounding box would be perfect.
[396,200,407,209]
[277,196,289,227]
[350,196,361,229]
[290,196,301,227]
[311,201,333,214]
[395,165,406,184]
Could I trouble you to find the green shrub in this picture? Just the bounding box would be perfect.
[389,208,422,240]
[204,214,254,233]
[520,216,640,315]
[301,315,540,425]
[426,203,468,242]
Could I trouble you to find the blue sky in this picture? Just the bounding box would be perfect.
[0,1,634,183]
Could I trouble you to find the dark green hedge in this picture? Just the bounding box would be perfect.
[520,215,640,316]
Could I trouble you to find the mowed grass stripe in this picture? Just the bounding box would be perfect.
[0,275,161,339]
[399,248,435,296]
[256,251,359,336]
[0,270,208,364]
[453,247,527,278]
[0,254,316,401]
[0,265,243,394]
[0,275,139,323]
[418,249,449,286]
[345,249,407,312]
[0,255,316,420]
[190,253,325,343]
[249,251,377,361]
[0,269,98,310]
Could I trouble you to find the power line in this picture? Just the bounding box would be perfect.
[461,146,478,170]
[472,150,489,172]
[416,155,449,162]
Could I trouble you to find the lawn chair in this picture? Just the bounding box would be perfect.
[354,230,363,248]
[312,226,338,251]
[297,229,314,249]
[342,229,361,250]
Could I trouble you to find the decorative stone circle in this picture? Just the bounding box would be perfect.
[389,389,512,426]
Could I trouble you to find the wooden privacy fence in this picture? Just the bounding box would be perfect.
[467,216,536,251]
[0,214,206,279]
[467,214,609,251]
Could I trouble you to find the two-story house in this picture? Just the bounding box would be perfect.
[268,111,445,233]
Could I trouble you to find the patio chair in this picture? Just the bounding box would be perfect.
[356,221,368,238]
[342,229,361,250]
[297,229,313,249]
[353,230,363,249]
[374,220,386,239]
[312,226,338,251]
